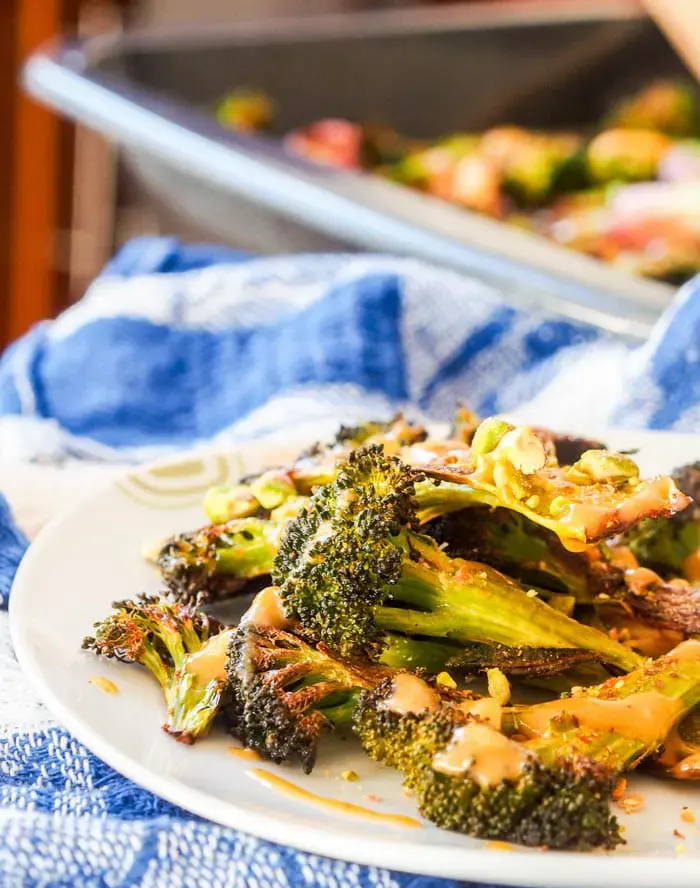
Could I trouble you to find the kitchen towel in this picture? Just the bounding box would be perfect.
[1,236,699,887]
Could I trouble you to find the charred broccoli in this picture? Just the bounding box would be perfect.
[226,623,388,772]
[607,80,699,138]
[82,595,232,742]
[354,675,621,850]
[357,642,700,849]
[156,514,302,604]
[202,414,427,525]
[274,443,641,672]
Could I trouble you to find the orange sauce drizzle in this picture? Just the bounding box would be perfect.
[89,676,119,695]
[227,746,262,762]
[247,768,422,828]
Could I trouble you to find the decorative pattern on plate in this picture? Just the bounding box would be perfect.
[116,452,246,509]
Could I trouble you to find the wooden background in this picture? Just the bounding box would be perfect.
[0,0,83,347]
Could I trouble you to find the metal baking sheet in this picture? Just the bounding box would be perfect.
[24,1,693,338]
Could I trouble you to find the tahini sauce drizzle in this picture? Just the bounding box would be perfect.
[240,586,290,631]
[516,692,685,743]
[432,723,530,788]
[382,674,439,715]
[184,629,234,685]
[248,769,421,828]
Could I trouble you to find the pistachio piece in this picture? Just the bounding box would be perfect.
[495,427,547,475]
[575,450,640,483]
[493,461,531,502]
[203,485,259,523]
[471,418,513,463]
[487,668,511,705]
[250,471,297,510]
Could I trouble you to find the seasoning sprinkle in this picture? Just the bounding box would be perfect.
[619,793,644,813]
[612,777,627,801]
[89,676,119,695]
[681,807,695,824]
[436,671,457,689]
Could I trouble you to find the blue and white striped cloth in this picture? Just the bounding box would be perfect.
[1,237,700,887]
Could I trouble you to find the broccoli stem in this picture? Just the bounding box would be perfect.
[379,635,468,672]
[319,691,363,727]
[510,639,700,769]
[529,728,645,774]
[426,506,610,602]
[414,480,489,524]
[376,535,641,672]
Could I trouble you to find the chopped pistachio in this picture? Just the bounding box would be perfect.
[486,668,511,705]
[575,450,640,483]
[471,418,513,462]
[203,484,258,523]
[549,495,568,517]
[495,427,547,475]
[341,769,360,782]
[436,671,457,689]
[250,471,296,510]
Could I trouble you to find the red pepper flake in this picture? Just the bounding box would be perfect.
[612,777,627,801]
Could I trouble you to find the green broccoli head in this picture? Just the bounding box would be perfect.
[354,675,621,850]
[82,595,231,742]
[274,444,419,659]
[227,623,387,773]
[416,738,620,850]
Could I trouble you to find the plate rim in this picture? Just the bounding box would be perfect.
[9,428,700,887]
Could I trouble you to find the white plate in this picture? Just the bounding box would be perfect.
[9,429,700,888]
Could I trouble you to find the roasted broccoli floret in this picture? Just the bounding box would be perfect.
[274,443,641,672]
[82,595,232,742]
[480,127,584,204]
[423,419,690,547]
[226,623,388,772]
[625,514,699,577]
[156,516,291,604]
[203,415,427,525]
[359,642,700,849]
[354,675,621,850]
